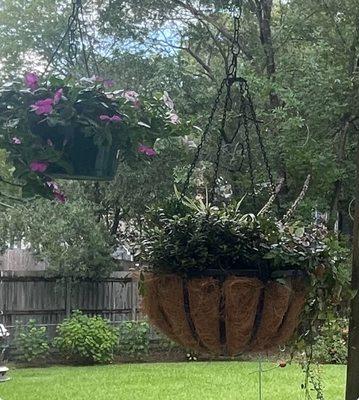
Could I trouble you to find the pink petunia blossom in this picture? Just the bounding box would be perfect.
[99,114,122,123]
[11,137,22,144]
[53,88,63,104]
[168,113,180,125]
[30,98,53,115]
[138,144,157,157]
[163,91,174,110]
[25,72,39,91]
[30,161,49,173]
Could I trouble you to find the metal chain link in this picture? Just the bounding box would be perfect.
[68,0,80,64]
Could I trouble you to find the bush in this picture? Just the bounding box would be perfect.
[13,319,49,362]
[53,311,118,364]
[117,321,150,358]
[313,318,348,364]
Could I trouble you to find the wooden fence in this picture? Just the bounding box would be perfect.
[0,270,140,338]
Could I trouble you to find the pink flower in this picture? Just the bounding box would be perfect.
[123,90,139,104]
[30,98,53,115]
[11,137,21,144]
[47,181,66,203]
[25,72,39,91]
[53,88,63,104]
[168,113,180,124]
[163,91,174,109]
[30,161,49,173]
[47,139,54,147]
[99,114,122,123]
[138,144,157,157]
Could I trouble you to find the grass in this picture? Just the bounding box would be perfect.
[0,361,346,400]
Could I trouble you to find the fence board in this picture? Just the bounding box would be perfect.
[0,271,139,338]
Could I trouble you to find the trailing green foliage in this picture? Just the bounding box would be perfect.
[53,311,118,364]
[13,319,50,363]
[117,321,150,358]
[313,318,348,365]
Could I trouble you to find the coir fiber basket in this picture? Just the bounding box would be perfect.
[143,270,307,356]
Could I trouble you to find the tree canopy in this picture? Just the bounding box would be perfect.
[0,0,358,276]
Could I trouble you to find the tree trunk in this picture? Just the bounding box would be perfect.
[256,0,281,109]
[346,136,359,400]
[254,0,287,188]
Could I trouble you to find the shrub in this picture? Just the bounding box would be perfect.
[53,311,118,364]
[13,319,49,362]
[117,321,150,358]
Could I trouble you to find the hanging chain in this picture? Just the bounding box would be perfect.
[243,81,281,212]
[68,0,80,64]
[42,0,91,77]
[179,78,226,200]
[180,0,280,212]
[227,1,243,80]
[209,0,243,203]
[241,82,257,205]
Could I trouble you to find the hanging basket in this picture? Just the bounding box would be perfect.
[27,104,121,181]
[143,271,307,355]
[45,129,120,181]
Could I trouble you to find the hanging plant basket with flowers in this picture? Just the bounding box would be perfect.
[140,190,345,356]
[0,73,185,200]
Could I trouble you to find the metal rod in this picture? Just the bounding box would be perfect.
[258,357,263,400]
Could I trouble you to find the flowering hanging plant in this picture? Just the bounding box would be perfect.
[0,73,185,201]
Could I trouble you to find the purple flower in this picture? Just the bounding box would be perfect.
[11,137,22,144]
[25,72,39,91]
[47,139,54,147]
[168,113,180,125]
[30,161,49,173]
[138,144,157,157]
[163,91,174,110]
[53,88,63,104]
[99,114,122,123]
[30,98,53,115]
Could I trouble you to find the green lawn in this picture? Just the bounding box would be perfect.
[0,362,346,400]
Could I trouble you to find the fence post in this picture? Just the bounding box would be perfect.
[65,278,72,317]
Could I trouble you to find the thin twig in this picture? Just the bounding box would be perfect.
[258,178,284,216]
[282,174,311,222]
